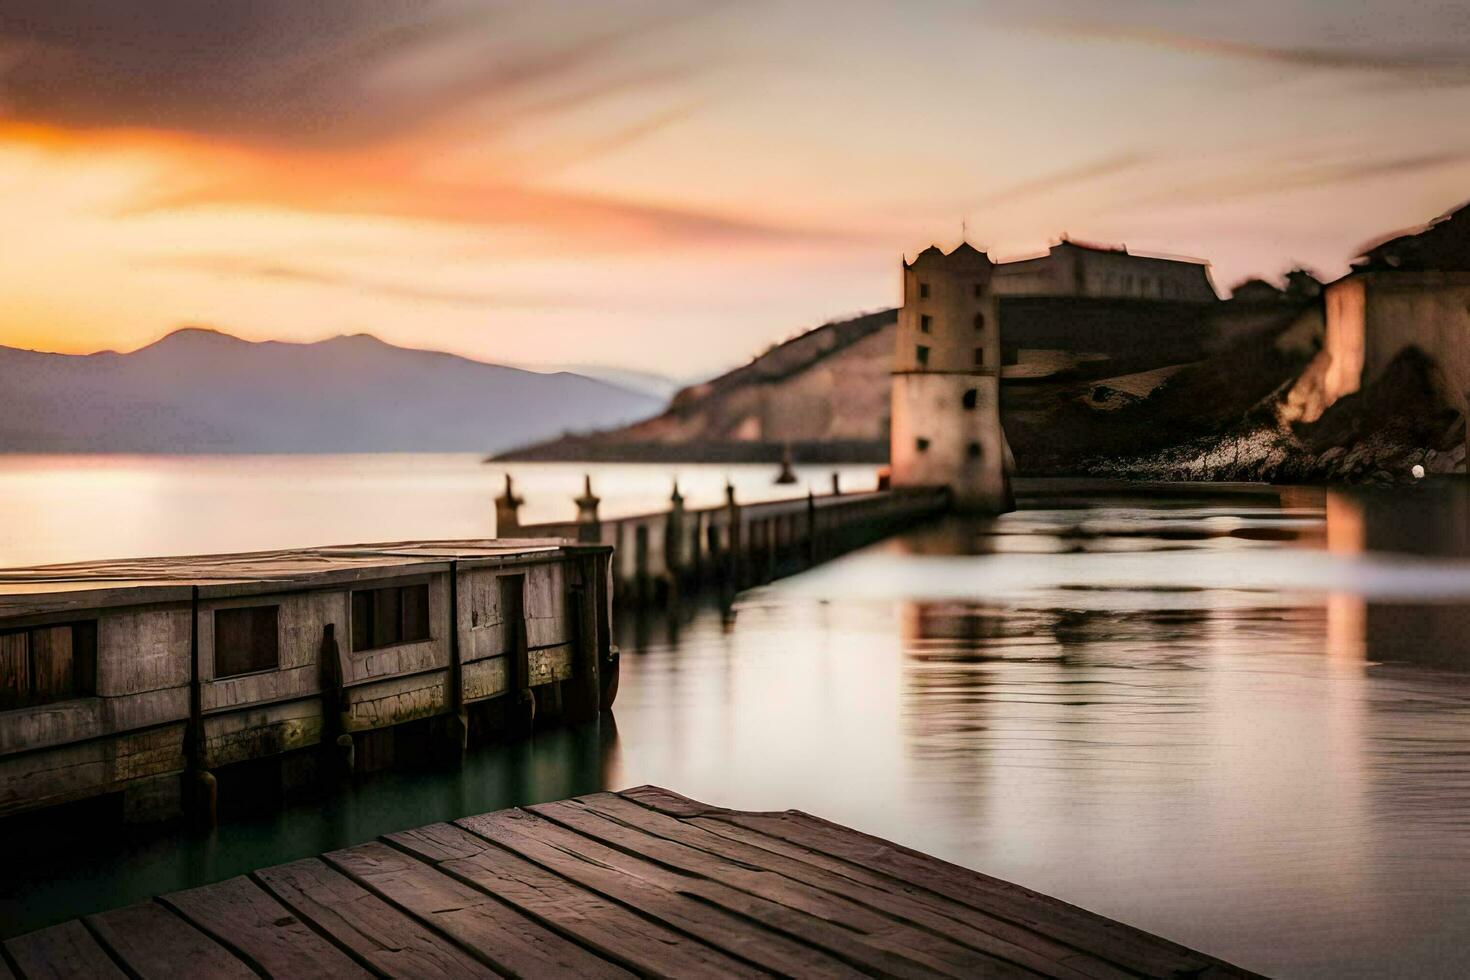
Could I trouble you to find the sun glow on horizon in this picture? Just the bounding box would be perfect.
[3,1,1469,375]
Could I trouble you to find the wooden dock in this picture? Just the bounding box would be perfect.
[3,786,1259,978]
[0,540,616,822]
[498,479,951,604]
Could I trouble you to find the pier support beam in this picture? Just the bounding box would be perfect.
[575,475,602,544]
[665,481,686,595]
[495,475,524,536]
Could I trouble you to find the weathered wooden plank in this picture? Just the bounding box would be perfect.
[255,857,499,979]
[458,808,895,979]
[573,792,1129,980]
[620,786,1230,979]
[390,821,767,978]
[460,656,509,702]
[533,798,1034,979]
[324,839,631,979]
[342,670,448,731]
[527,644,572,687]
[95,608,191,698]
[3,920,125,979]
[29,627,75,704]
[0,631,28,711]
[85,900,255,979]
[18,784,1259,980]
[159,874,372,978]
[202,697,323,768]
[0,723,186,817]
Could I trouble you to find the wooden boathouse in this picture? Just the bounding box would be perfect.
[2,785,1261,978]
[0,540,615,823]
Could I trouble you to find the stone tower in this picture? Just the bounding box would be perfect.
[890,243,1014,513]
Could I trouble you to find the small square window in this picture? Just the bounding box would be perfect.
[919,315,932,333]
[916,437,930,452]
[974,347,985,366]
[962,389,978,410]
[352,584,432,651]
[916,345,930,367]
[919,283,930,299]
[215,606,279,678]
[968,442,982,458]
[0,621,97,710]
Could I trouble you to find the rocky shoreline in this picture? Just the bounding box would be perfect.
[1086,347,1466,485]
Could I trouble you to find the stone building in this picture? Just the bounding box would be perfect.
[890,243,1013,512]
[890,238,1219,510]
[989,238,1217,301]
[1294,200,1470,429]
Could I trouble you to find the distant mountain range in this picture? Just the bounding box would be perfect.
[0,328,664,453]
[548,364,689,401]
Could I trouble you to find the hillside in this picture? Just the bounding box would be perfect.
[498,309,898,462]
[496,295,1298,465]
[0,329,662,453]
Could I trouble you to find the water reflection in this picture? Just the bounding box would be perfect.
[6,482,1470,978]
[709,488,1469,978]
[0,719,622,938]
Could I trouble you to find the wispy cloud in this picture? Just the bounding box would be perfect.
[969,152,1150,210]
[1033,21,1470,87]
[1114,148,1470,211]
[139,254,576,309]
[118,156,856,250]
[0,0,723,147]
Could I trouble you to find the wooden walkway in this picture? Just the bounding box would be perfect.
[2,786,1259,978]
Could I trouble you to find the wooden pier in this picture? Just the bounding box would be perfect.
[0,540,616,822]
[498,479,951,603]
[1,785,1258,978]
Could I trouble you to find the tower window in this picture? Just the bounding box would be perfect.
[973,284,983,298]
[919,282,930,299]
[968,442,982,458]
[973,348,984,367]
[916,437,930,453]
[962,388,978,410]
[916,345,930,367]
[973,312,985,331]
[920,315,932,333]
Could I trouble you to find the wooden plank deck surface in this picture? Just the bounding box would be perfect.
[2,786,1261,978]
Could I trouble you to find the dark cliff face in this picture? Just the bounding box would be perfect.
[0,329,662,453]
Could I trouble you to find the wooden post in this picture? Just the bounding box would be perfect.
[317,622,356,776]
[575,475,601,544]
[504,574,535,735]
[664,481,685,596]
[688,510,704,584]
[725,481,742,588]
[831,472,841,496]
[564,555,602,723]
[184,586,217,826]
[446,561,468,758]
[495,474,523,537]
[595,552,619,710]
[806,489,818,565]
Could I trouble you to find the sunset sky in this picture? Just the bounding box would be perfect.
[2,0,1469,378]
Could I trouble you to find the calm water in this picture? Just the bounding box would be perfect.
[0,454,879,566]
[3,457,1470,978]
